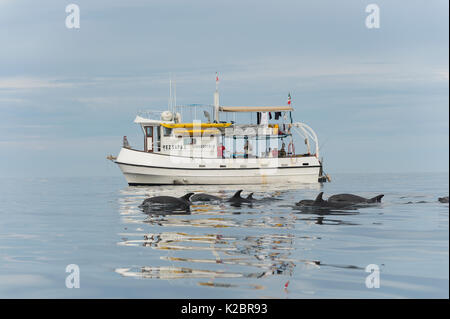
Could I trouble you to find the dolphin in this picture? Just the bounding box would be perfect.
[246,193,255,201]
[296,192,325,207]
[328,193,384,204]
[438,196,449,203]
[190,193,223,202]
[246,192,282,203]
[140,192,194,210]
[227,190,252,204]
[296,192,356,209]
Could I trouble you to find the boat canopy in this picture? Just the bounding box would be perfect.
[219,106,293,112]
[134,115,165,125]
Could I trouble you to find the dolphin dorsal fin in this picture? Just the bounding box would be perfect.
[232,190,243,198]
[180,193,194,201]
[247,193,254,200]
[370,194,384,203]
[314,192,325,203]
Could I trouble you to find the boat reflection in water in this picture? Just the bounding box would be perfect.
[115,185,362,290]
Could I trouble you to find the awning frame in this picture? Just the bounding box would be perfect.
[219,106,293,112]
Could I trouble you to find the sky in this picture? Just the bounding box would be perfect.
[0,0,448,177]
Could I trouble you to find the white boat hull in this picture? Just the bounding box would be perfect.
[115,148,321,185]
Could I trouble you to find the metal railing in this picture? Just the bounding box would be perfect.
[137,110,166,120]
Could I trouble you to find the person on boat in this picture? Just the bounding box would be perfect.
[279,143,286,158]
[123,136,131,149]
[244,140,252,158]
[217,143,226,159]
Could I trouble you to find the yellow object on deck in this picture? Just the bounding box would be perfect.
[161,123,232,129]
[173,129,221,135]
[269,124,279,135]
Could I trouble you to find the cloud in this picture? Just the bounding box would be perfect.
[76,96,163,110]
[438,69,449,81]
[0,97,27,104]
[0,76,75,90]
[0,274,53,287]
[0,135,120,151]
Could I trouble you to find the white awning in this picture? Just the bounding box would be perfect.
[134,115,166,125]
[219,106,293,112]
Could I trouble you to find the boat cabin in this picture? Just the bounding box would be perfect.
[131,104,319,160]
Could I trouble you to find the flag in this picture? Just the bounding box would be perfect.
[215,72,219,90]
[287,93,291,105]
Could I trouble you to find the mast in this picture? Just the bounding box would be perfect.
[168,76,173,114]
[214,72,220,123]
[174,76,177,114]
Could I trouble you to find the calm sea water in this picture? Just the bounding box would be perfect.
[0,173,448,298]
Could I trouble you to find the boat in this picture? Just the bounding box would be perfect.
[111,77,328,185]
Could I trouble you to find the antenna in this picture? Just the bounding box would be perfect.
[174,77,177,113]
[168,75,172,112]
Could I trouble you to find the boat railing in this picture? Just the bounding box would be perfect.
[291,122,320,158]
[173,104,216,123]
[137,110,167,120]
[138,105,217,123]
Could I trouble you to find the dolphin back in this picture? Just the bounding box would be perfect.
[179,193,194,202]
[438,196,449,203]
[328,193,383,204]
[191,193,222,202]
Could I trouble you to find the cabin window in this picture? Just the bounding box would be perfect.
[156,127,161,151]
[144,126,154,152]
[183,137,196,145]
[145,127,153,137]
[163,127,171,136]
